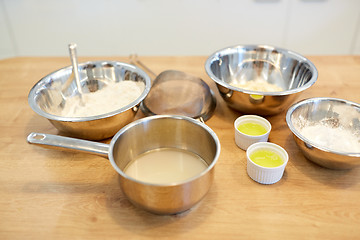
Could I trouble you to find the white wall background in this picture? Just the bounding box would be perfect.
[1,0,360,59]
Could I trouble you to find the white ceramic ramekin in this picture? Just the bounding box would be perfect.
[234,115,271,150]
[246,142,289,184]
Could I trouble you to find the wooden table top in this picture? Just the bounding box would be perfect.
[1,56,360,239]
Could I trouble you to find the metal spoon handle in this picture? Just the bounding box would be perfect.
[129,54,157,79]
[27,132,109,157]
[68,43,83,94]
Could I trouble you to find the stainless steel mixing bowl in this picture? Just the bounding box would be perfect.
[27,115,221,214]
[28,61,151,140]
[205,45,318,115]
[286,97,360,170]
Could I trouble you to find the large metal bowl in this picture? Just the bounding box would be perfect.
[205,45,318,115]
[286,97,360,170]
[28,61,151,140]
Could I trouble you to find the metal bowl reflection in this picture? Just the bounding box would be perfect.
[286,97,360,170]
[205,45,318,115]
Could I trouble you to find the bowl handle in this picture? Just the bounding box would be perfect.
[27,132,109,157]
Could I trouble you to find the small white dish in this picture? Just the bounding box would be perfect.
[246,142,289,184]
[234,115,271,150]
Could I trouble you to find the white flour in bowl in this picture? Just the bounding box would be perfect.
[53,80,145,117]
[299,124,360,153]
[231,79,283,92]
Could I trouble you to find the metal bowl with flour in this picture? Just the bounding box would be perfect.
[286,97,360,169]
[205,45,318,115]
[28,61,151,140]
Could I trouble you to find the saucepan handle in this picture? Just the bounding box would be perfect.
[27,132,109,157]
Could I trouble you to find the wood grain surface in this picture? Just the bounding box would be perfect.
[0,56,359,239]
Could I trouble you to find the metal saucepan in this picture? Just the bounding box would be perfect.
[27,115,221,214]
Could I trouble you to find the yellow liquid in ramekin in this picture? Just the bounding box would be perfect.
[237,122,267,136]
[250,149,284,168]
